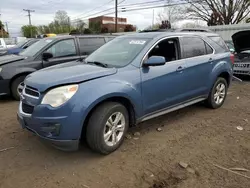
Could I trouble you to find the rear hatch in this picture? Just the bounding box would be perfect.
[232,30,250,75]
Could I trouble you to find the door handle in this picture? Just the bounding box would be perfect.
[209,57,213,64]
[176,66,185,72]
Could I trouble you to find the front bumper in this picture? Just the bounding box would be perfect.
[0,78,10,96]
[17,102,80,151]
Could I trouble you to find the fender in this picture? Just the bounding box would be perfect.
[209,58,233,89]
[1,67,37,80]
[73,79,143,127]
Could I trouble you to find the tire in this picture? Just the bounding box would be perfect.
[86,102,129,155]
[11,75,27,100]
[206,77,228,109]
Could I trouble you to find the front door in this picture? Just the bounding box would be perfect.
[141,37,189,115]
[42,39,80,67]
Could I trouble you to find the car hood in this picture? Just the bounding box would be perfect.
[0,54,27,66]
[25,61,118,92]
[232,30,250,53]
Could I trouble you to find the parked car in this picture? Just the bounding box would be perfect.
[17,31,233,154]
[0,35,115,100]
[0,38,40,56]
[0,38,16,49]
[228,30,250,76]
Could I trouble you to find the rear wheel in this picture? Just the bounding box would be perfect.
[86,102,129,155]
[206,77,228,109]
[11,75,26,100]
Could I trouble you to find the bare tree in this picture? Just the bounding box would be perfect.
[157,0,186,26]
[186,0,250,26]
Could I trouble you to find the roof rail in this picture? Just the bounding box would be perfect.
[139,28,213,33]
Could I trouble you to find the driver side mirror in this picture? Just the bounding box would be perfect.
[42,52,53,61]
[144,56,166,66]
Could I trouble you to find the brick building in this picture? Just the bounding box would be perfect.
[89,16,136,32]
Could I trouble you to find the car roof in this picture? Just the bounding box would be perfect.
[119,31,220,39]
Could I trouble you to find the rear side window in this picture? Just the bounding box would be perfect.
[205,42,213,54]
[208,36,228,50]
[79,38,105,55]
[182,37,206,58]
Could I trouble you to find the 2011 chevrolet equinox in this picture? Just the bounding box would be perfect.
[17,32,233,155]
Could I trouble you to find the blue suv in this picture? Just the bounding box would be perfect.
[17,32,233,154]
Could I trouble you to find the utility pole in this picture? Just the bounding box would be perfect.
[115,0,118,33]
[68,17,71,33]
[23,9,35,37]
[152,9,154,29]
[0,14,3,38]
[5,22,9,34]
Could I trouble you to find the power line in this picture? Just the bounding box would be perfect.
[71,0,114,20]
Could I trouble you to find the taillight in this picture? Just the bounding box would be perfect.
[230,53,235,64]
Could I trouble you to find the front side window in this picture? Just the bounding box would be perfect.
[20,38,55,57]
[79,38,105,55]
[45,39,76,58]
[85,37,150,67]
[148,38,179,62]
[182,37,206,58]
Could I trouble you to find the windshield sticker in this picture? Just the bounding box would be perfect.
[129,40,146,45]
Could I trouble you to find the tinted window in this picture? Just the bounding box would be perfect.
[79,38,105,55]
[46,39,76,58]
[182,37,206,58]
[205,42,213,54]
[209,36,228,50]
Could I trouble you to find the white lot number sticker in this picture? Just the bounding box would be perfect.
[129,40,146,45]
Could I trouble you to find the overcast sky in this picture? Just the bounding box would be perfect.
[0,0,169,37]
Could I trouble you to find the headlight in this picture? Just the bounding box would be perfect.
[0,51,7,56]
[41,84,78,107]
[0,67,2,73]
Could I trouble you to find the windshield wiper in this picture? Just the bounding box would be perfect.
[86,61,108,68]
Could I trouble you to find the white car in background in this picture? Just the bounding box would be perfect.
[0,38,16,49]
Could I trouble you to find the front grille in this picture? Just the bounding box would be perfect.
[24,85,40,98]
[22,103,34,114]
[233,70,249,74]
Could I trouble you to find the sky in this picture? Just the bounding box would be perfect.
[0,0,172,37]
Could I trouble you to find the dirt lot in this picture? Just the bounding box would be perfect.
[0,82,250,188]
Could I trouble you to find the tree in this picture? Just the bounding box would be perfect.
[124,25,135,32]
[55,10,69,25]
[186,0,250,26]
[89,21,101,33]
[181,20,205,28]
[75,19,86,33]
[157,0,186,27]
[0,21,9,37]
[21,25,38,38]
[83,28,92,34]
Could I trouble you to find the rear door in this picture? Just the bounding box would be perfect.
[78,37,106,59]
[42,38,80,67]
[179,36,214,98]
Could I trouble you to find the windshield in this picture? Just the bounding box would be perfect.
[16,40,29,48]
[85,37,150,68]
[19,38,55,57]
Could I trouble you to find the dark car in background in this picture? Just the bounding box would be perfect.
[227,30,250,76]
[0,39,40,56]
[0,35,115,100]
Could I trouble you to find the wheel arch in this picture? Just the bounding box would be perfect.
[80,95,137,141]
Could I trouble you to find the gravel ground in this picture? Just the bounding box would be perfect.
[0,82,249,188]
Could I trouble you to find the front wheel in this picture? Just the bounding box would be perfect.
[86,102,129,155]
[11,75,27,100]
[206,77,228,109]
